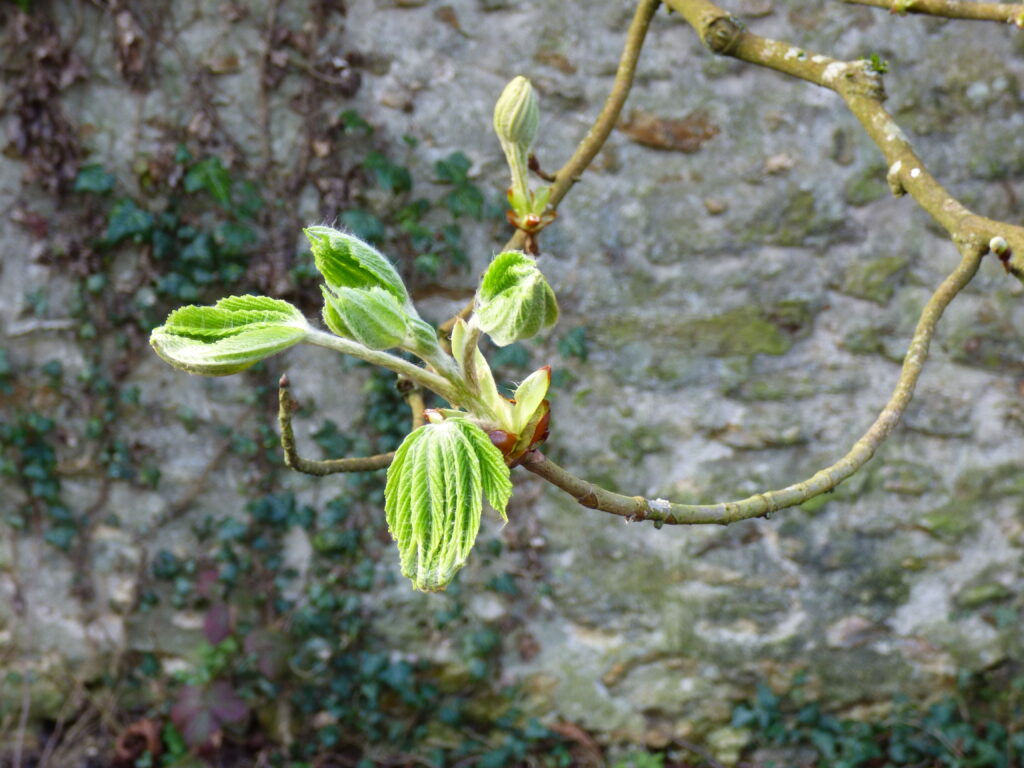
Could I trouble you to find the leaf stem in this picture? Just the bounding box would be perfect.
[303,328,466,404]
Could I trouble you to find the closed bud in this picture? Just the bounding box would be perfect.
[475,251,559,347]
[322,285,408,350]
[493,76,539,213]
[493,76,539,158]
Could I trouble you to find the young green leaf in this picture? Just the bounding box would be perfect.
[510,365,551,436]
[304,226,408,302]
[475,251,558,346]
[150,295,308,376]
[384,418,512,591]
[450,318,512,428]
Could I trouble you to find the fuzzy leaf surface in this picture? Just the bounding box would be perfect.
[150,295,308,376]
[384,419,512,591]
[475,251,558,346]
[304,225,408,302]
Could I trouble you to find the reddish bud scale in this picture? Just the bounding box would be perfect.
[488,430,518,457]
[528,407,550,450]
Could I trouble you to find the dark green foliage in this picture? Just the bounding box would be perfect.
[74,163,115,193]
[558,326,588,362]
[732,672,1024,767]
[184,157,233,208]
[125,368,570,763]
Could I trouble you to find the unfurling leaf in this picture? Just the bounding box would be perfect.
[321,285,408,350]
[384,418,512,591]
[304,225,408,302]
[475,251,558,346]
[150,295,308,376]
[450,318,512,427]
[510,365,551,435]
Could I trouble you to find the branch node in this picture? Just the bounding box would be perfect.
[837,60,886,101]
[703,15,743,55]
[886,160,906,197]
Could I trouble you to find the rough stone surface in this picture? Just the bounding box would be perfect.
[2,0,1024,753]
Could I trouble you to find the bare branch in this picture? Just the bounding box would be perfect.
[663,0,1024,280]
[278,374,425,476]
[544,0,661,211]
[844,0,1024,25]
[521,242,985,525]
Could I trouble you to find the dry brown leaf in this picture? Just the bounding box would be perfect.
[619,109,719,153]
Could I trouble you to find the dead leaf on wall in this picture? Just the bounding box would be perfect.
[619,109,719,153]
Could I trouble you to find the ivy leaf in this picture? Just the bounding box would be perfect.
[150,295,308,376]
[384,418,512,591]
[74,164,115,193]
[184,157,233,208]
[434,152,472,184]
[363,151,412,194]
[339,209,385,244]
[105,199,154,245]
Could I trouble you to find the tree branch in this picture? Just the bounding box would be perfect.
[521,240,985,525]
[663,0,1024,280]
[545,0,662,212]
[278,374,425,476]
[843,0,1024,25]
[438,0,661,335]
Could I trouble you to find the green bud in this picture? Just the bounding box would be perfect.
[321,285,408,350]
[494,76,539,158]
[304,226,408,303]
[475,251,559,347]
[493,76,539,213]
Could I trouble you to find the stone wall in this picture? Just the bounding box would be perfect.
[2,0,1023,757]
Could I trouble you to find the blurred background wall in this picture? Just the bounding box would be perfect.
[1,0,1023,763]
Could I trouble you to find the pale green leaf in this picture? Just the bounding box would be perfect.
[383,418,509,591]
[304,225,408,302]
[150,295,308,376]
[460,422,512,520]
[478,251,533,303]
[471,346,512,429]
[451,319,511,428]
[475,251,559,347]
[511,365,551,436]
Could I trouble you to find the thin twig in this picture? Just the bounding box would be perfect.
[843,0,1024,24]
[438,0,661,335]
[278,373,425,475]
[521,242,984,525]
